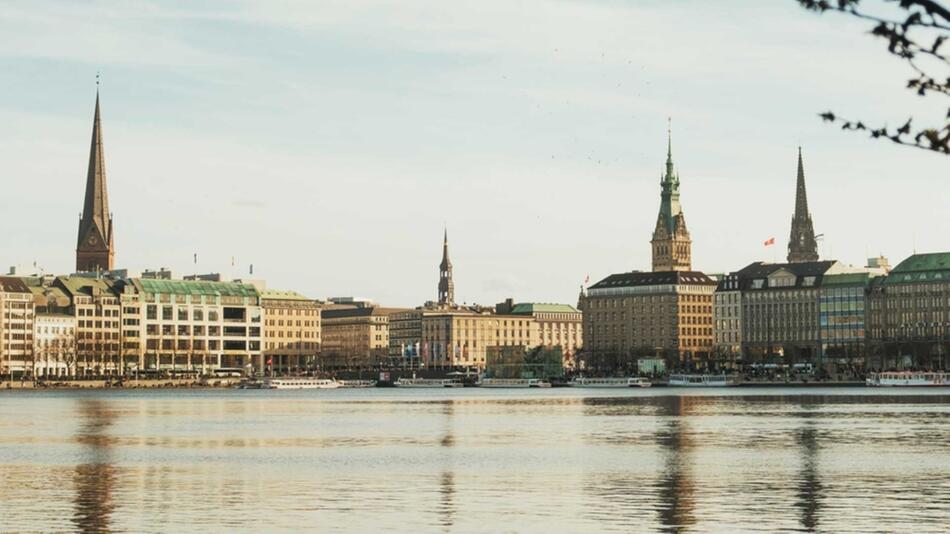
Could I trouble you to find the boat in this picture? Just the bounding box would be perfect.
[866,371,950,387]
[569,377,651,388]
[263,377,341,389]
[477,378,551,388]
[393,378,463,388]
[667,374,737,387]
[338,379,378,388]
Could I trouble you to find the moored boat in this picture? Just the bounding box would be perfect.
[264,378,341,389]
[667,374,737,387]
[394,378,463,388]
[866,371,950,387]
[477,378,551,388]
[569,377,651,388]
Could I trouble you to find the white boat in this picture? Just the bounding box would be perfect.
[866,371,950,387]
[569,377,651,388]
[264,378,341,389]
[338,379,378,388]
[393,378,463,388]
[477,378,551,388]
[667,374,737,387]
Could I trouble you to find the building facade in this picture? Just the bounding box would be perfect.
[33,313,77,378]
[321,305,404,368]
[0,277,35,380]
[389,308,424,363]
[731,261,837,364]
[261,289,322,374]
[76,92,116,273]
[867,252,950,370]
[787,148,819,263]
[580,271,716,371]
[506,302,583,369]
[57,276,122,376]
[117,278,263,375]
[713,275,742,365]
[819,272,871,368]
[420,310,537,369]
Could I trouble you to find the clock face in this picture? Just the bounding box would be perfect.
[87,234,98,246]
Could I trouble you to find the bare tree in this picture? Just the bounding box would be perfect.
[798,0,950,154]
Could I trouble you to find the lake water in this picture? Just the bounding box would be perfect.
[1,387,948,533]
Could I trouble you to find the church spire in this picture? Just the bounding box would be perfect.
[787,147,819,263]
[438,228,454,306]
[76,84,115,272]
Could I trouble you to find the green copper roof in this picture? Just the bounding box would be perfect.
[260,289,312,301]
[134,278,259,297]
[510,303,580,314]
[884,253,950,285]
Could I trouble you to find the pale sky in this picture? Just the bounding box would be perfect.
[1,0,947,307]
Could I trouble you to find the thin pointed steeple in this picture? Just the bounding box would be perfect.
[787,147,819,263]
[76,82,115,272]
[438,228,454,305]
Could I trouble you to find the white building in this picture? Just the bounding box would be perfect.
[33,314,76,377]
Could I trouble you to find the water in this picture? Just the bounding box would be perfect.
[1,387,948,533]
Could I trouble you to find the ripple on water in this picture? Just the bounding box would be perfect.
[0,389,948,533]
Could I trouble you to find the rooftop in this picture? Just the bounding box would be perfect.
[260,288,313,301]
[884,252,950,285]
[132,278,259,297]
[510,303,580,314]
[0,276,31,294]
[590,270,716,290]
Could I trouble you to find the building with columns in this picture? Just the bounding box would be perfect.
[76,91,116,273]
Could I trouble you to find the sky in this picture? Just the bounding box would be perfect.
[0,0,947,307]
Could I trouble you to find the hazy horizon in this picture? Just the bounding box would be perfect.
[2,0,947,307]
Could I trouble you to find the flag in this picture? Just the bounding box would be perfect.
[266,358,272,366]
[763,237,775,246]
[584,274,590,284]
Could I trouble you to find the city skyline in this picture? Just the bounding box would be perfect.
[1,1,947,308]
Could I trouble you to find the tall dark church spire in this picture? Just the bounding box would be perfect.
[438,229,454,305]
[76,87,115,272]
[787,147,819,263]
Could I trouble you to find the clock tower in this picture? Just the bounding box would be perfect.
[76,91,115,272]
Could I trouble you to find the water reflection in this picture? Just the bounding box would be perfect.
[796,412,822,532]
[72,399,117,533]
[438,400,456,530]
[655,396,697,532]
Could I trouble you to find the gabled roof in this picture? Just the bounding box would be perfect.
[0,276,31,294]
[56,276,120,298]
[590,270,716,290]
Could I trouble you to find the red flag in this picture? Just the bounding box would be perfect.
[763,237,775,246]
[266,358,272,366]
